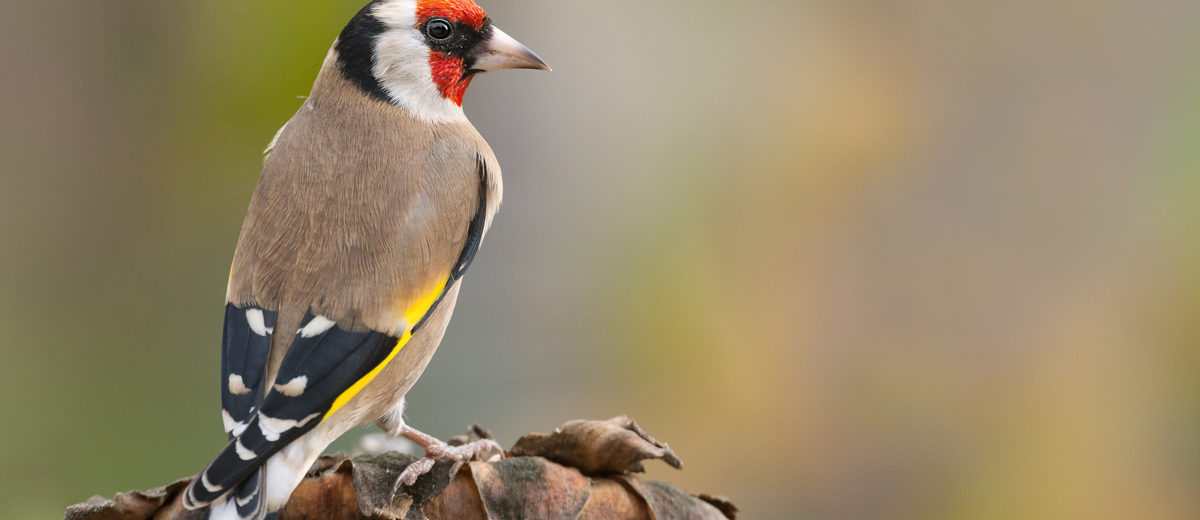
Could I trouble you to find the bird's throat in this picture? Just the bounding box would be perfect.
[429,51,474,106]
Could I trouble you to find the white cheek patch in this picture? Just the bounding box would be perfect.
[371,1,468,124]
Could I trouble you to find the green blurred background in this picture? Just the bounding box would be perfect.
[2,0,1199,518]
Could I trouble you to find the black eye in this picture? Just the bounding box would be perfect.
[426,19,453,40]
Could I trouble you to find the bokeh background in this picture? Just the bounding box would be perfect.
[2,0,1199,518]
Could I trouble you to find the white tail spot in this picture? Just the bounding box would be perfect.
[201,471,223,493]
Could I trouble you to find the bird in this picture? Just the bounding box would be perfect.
[180,1,549,518]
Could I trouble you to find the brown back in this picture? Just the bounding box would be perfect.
[227,48,498,339]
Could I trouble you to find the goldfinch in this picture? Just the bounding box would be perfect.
[181,1,548,518]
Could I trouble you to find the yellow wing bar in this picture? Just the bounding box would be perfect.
[322,276,450,420]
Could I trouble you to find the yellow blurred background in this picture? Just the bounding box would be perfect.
[2,0,1199,518]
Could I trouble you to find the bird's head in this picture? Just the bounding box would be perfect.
[336,0,549,122]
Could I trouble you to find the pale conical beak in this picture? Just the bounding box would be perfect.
[471,26,551,72]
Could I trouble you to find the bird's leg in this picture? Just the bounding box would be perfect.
[393,425,503,488]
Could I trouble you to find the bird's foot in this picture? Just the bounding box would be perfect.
[392,426,504,490]
[396,457,436,489]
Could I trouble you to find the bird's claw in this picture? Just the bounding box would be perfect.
[428,438,503,461]
[392,438,504,492]
[396,457,436,489]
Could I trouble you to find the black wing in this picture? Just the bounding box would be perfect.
[187,315,399,508]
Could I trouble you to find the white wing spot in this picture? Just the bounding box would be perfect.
[274,376,309,397]
[299,316,336,338]
[221,409,237,433]
[235,440,258,461]
[258,416,284,442]
[246,309,273,336]
[228,374,252,396]
[223,408,250,436]
[258,412,322,442]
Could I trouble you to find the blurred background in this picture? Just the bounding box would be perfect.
[2,0,1199,518]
